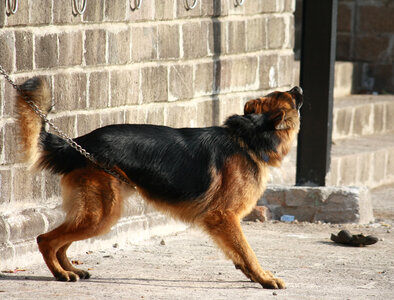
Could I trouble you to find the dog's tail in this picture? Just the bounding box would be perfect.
[15,77,52,168]
[15,77,85,173]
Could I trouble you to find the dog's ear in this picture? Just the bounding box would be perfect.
[272,110,287,130]
[244,99,263,114]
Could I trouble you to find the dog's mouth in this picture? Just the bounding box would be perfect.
[289,86,303,110]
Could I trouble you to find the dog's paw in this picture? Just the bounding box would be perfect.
[74,269,91,279]
[260,276,286,289]
[55,271,80,282]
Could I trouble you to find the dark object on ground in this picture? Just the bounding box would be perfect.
[330,230,378,247]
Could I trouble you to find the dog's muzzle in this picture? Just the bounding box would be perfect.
[289,86,303,110]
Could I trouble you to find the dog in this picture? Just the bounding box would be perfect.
[15,77,302,289]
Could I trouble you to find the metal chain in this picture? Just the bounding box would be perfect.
[0,65,132,186]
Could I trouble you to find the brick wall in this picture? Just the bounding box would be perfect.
[295,0,394,94]
[0,0,295,268]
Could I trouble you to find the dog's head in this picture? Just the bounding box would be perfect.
[244,86,303,131]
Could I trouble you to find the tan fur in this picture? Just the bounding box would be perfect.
[15,78,51,168]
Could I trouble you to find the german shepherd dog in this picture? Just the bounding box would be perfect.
[15,77,302,289]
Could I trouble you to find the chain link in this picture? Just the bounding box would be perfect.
[0,65,132,186]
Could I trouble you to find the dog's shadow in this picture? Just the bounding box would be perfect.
[0,274,259,289]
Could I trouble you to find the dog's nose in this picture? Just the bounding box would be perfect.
[289,86,303,95]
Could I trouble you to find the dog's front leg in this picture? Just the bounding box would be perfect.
[201,210,285,289]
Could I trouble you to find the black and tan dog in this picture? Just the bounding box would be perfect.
[15,77,302,289]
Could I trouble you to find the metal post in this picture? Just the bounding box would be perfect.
[296,0,338,186]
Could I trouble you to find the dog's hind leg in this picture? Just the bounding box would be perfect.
[37,168,124,281]
[201,210,285,289]
[37,223,97,281]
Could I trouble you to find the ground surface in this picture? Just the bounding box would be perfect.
[1,217,393,300]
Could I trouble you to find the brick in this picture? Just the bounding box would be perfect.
[105,0,127,21]
[208,20,226,56]
[35,34,58,69]
[338,156,357,186]
[0,216,8,243]
[359,5,394,33]
[166,104,197,128]
[155,0,175,19]
[373,103,385,133]
[0,125,3,163]
[261,0,277,13]
[176,0,201,18]
[284,0,295,12]
[337,3,353,32]
[53,0,81,24]
[77,113,101,136]
[169,64,193,101]
[201,0,215,16]
[108,29,131,65]
[50,115,76,138]
[267,17,285,49]
[353,104,372,136]
[158,24,180,59]
[110,69,139,106]
[259,54,278,89]
[356,153,372,185]
[387,151,394,178]
[386,101,394,131]
[129,0,155,21]
[246,17,267,52]
[82,0,104,22]
[196,99,217,127]
[6,209,46,242]
[182,22,209,59]
[15,31,33,71]
[230,56,258,91]
[0,31,14,73]
[327,158,340,186]
[146,106,165,125]
[85,29,107,65]
[194,61,215,97]
[58,31,83,67]
[53,73,87,111]
[244,1,264,15]
[5,0,29,26]
[218,96,243,123]
[44,173,61,201]
[89,71,109,109]
[227,20,246,54]
[125,107,147,124]
[373,151,387,184]
[30,0,52,24]
[0,170,11,205]
[100,111,125,127]
[4,122,21,164]
[278,55,294,87]
[355,35,390,62]
[13,167,43,202]
[215,59,232,92]
[334,107,353,138]
[3,77,18,117]
[140,66,168,103]
[131,26,158,62]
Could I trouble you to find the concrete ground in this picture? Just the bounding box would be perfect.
[1,186,393,300]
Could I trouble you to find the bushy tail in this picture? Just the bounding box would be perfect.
[15,77,52,168]
[16,77,88,174]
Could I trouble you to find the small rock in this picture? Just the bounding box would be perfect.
[113,243,119,248]
[160,239,166,246]
[273,291,278,296]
